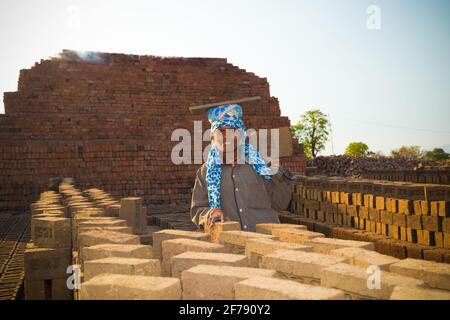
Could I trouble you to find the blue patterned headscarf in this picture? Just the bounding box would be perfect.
[206,103,273,209]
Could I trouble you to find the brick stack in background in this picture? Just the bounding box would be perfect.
[0,49,306,214]
[287,176,450,263]
[362,167,450,185]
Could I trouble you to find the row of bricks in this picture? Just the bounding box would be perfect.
[279,213,450,263]
[292,199,450,248]
[293,177,450,201]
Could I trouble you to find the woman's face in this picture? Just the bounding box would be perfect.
[212,126,242,156]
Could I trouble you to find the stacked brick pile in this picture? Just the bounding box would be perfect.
[0,49,306,213]
[24,180,155,299]
[289,176,450,263]
[309,156,438,178]
[24,183,450,300]
[362,168,450,185]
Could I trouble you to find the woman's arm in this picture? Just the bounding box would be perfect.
[190,166,214,228]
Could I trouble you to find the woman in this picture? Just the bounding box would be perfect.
[190,103,294,231]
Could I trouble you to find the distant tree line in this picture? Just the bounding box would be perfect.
[292,109,449,161]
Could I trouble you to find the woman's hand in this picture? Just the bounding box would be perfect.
[206,208,225,228]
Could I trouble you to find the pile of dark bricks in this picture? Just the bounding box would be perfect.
[0,49,306,213]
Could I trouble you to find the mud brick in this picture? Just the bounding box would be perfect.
[392,213,407,227]
[390,258,450,290]
[245,238,312,267]
[24,244,72,281]
[368,208,380,222]
[398,199,413,215]
[404,243,425,259]
[380,210,393,225]
[261,249,346,284]
[399,227,407,241]
[330,247,399,271]
[304,199,320,211]
[352,193,363,206]
[358,206,369,219]
[84,257,161,280]
[206,221,241,243]
[334,213,343,225]
[321,263,424,300]
[375,196,385,210]
[381,223,389,236]
[161,238,226,276]
[304,238,374,254]
[391,286,450,300]
[437,201,450,217]
[340,192,351,205]
[390,241,407,259]
[417,230,434,246]
[370,221,377,233]
[171,252,248,277]
[307,209,317,220]
[83,243,153,261]
[443,218,450,233]
[219,231,275,254]
[337,204,347,215]
[331,192,340,204]
[119,197,145,234]
[375,222,382,235]
[365,220,372,232]
[346,205,358,217]
[445,233,450,249]
[406,228,418,243]
[406,215,422,230]
[78,229,141,252]
[25,277,72,300]
[430,201,439,217]
[235,276,345,300]
[420,201,430,215]
[316,210,325,221]
[435,232,444,248]
[272,228,324,244]
[422,216,441,232]
[33,217,71,248]
[325,212,334,224]
[80,274,181,300]
[413,200,422,215]
[181,264,277,299]
[256,223,306,235]
[152,229,210,259]
[363,194,375,208]
[423,249,446,262]
[375,238,392,256]
[342,215,353,227]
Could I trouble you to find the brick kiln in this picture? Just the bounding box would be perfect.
[0,49,306,213]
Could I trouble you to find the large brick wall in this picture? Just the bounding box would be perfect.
[0,50,306,213]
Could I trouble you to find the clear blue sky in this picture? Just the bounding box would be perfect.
[1,0,449,155]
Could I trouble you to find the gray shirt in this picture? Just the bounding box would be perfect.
[190,163,294,232]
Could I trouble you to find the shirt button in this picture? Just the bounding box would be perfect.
[239,209,243,212]
[243,225,248,229]
[235,188,239,191]
[232,175,236,178]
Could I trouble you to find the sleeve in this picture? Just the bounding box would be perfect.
[265,166,295,211]
[190,166,214,229]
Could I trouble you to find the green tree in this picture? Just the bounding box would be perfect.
[344,142,370,157]
[390,145,423,159]
[424,148,449,161]
[292,109,329,159]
